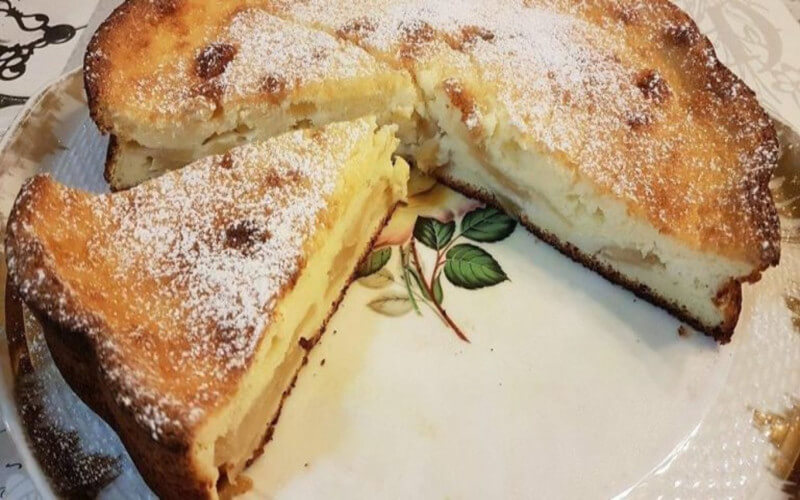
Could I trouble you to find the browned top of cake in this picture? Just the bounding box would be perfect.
[5,121,378,445]
[85,1,404,140]
[85,0,779,270]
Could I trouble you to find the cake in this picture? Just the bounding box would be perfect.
[5,118,409,497]
[85,0,780,341]
[3,0,783,497]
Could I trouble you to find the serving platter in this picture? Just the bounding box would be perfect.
[0,5,800,497]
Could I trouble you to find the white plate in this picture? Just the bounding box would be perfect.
[1,7,800,496]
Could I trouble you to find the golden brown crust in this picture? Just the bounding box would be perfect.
[40,210,396,499]
[5,178,208,497]
[6,175,208,450]
[497,0,780,270]
[16,121,389,442]
[6,170,400,498]
[103,134,120,187]
[12,131,354,419]
[84,0,191,132]
[84,0,780,274]
[434,172,741,343]
[613,0,781,270]
[5,175,200,448]
[5,114,405,497]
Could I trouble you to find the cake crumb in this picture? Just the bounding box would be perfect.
[678,325,691,338]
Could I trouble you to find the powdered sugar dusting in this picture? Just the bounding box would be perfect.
[16,0,783,448]
[276,0,778,260]
[219,9,382,98]
[10,120,375,440]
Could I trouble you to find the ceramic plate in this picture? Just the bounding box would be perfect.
[1,12,800,498]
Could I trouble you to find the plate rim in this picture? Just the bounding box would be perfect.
[0,67,85,500]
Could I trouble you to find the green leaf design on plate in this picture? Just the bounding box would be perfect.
[461,206,517,243]
[407,266,432,300]
[358,268,394,289]
[413,217,456,250]
[444,244,508,289]
[433,274,444,304]
[356,247,391,277]
[368,294,414,317]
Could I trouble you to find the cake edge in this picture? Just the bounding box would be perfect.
[6,175,400,497]
[434,172,742,343]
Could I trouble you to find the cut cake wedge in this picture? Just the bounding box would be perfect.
[5,118,409,498]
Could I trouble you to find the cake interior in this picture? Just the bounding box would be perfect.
[422,84,752,331]
[188,127,408,493]
[106,85,420,190]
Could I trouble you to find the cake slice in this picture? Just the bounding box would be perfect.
[85,0,780,340]
[5,118,409,498]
